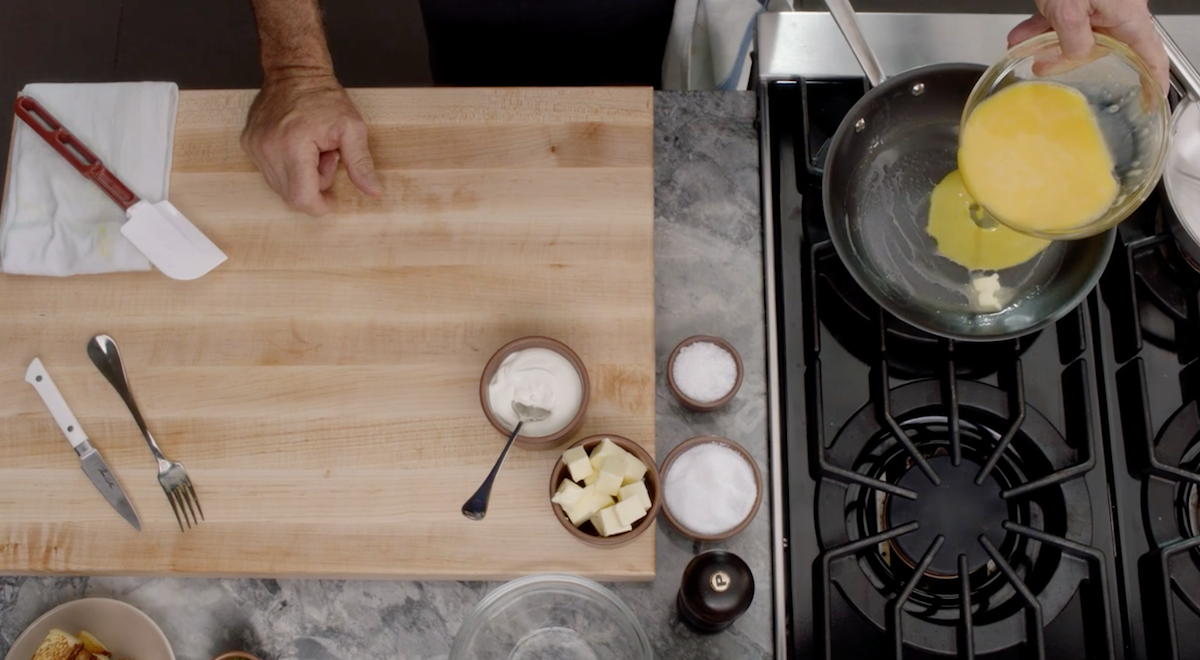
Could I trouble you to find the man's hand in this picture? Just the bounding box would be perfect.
[1008,0,1170,91]
[244,0,382,216]
[241,75,382,216]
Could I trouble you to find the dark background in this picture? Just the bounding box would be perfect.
[0,0,1193,169]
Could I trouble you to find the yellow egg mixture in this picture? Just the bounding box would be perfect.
[926,170,1051,271]
[927,81,1117,271]
[959,81,1118,232]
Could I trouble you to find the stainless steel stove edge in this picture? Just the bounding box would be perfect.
[757,11,1200,81]
[757,76,790,660]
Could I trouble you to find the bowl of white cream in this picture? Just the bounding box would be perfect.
[480,336,590,449]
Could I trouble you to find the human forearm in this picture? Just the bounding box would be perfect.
[249,0,335,83]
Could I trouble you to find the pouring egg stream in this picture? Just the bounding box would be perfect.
[926,79,1119,279]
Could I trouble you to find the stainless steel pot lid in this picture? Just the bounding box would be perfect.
[1157,18,1200,246]
[1166,102,1200,239]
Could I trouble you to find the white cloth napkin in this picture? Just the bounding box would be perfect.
[0,82,179,276]
[662,0,793,91]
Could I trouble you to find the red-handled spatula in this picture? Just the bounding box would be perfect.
[13,95,227,280]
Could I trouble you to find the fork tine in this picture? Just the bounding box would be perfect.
[178,484,199,527]
[166,489,186,531]
[185,480,204,521]
[174,488,193,529]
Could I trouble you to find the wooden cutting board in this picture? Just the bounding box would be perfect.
[0,88,656,579]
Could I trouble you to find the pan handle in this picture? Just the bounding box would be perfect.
[1153,17,1200,101]
[824,0,886,87]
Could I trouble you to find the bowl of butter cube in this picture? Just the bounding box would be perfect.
[549,434,662,547]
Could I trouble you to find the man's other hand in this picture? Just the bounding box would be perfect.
[241,76,383,216]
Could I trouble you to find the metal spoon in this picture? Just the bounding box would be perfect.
[461,401,551,520]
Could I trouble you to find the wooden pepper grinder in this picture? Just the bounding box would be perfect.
[676,550,755,633]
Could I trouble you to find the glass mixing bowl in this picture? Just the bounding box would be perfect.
[960,32,1170,239]
[450,574,653,660]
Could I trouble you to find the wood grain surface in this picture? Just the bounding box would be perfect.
[0,88,656,579]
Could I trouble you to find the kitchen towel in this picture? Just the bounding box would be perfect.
[0,82,179,276]
[662,0,793,91]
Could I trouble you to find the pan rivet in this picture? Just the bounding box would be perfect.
[855,118,866,132]
[911,83,926,96]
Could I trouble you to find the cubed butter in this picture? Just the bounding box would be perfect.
[596,453,626,496]
[590,506,633,537]
[562,446,593,483]
[583,470,599,486]
[613,497,647,527]
[622,455,648,485]
[595,493,615,511]
[565,485,608,526]
[551,479,585,509]
[589,438,630,471]
[618,481,652,512]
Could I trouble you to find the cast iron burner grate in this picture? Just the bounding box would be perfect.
[811,318,1104,658]
[769,79,1122,660]
[1090,177,1200,660]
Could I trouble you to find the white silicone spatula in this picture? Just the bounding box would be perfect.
[13,95,227,280]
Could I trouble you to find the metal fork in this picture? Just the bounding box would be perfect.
[87,334,203,531]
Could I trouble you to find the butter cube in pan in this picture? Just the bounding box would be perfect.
[589,437,629,471]
[613,497,647,528]
[618,480,652,512]
[596,453,626,496]
[562,446,593,483]
[591,506,633,537]
[551,479,585,509]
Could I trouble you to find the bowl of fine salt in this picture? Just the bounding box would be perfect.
[659,436,762,542]
[667,335,743,412]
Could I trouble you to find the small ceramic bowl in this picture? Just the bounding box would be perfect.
[210,653,264,660]
[667,335,744,412]
[549,434,662,548]
[659,436,763,542]
[480,336,590,450]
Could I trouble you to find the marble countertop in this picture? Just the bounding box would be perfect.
[0,91,770,660]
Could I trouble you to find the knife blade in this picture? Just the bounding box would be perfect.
[25,357,142,531]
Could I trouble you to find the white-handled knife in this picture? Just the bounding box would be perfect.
[25,358,142,531]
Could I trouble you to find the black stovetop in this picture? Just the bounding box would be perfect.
[767,78,1200,659]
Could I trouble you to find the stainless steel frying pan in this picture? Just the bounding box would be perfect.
[821,0,1115,341]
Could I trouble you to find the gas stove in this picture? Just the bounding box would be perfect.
[1094,194,1200,660]
[756,11,1200,660]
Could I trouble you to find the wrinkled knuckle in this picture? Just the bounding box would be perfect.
[1048,5,1087,29]
[343,119,369,140]
[282,189,310,209]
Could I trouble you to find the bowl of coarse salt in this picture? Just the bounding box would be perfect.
[667,335,743,412]
[659,436,762,542]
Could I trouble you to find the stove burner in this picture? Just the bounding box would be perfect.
[1145,400,1200,618]
[1129,208,1200,324]
[1186,482,1199,541]
[887,454,1008,578]
[1175,243,1200,274]
[817,379,1093,656]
